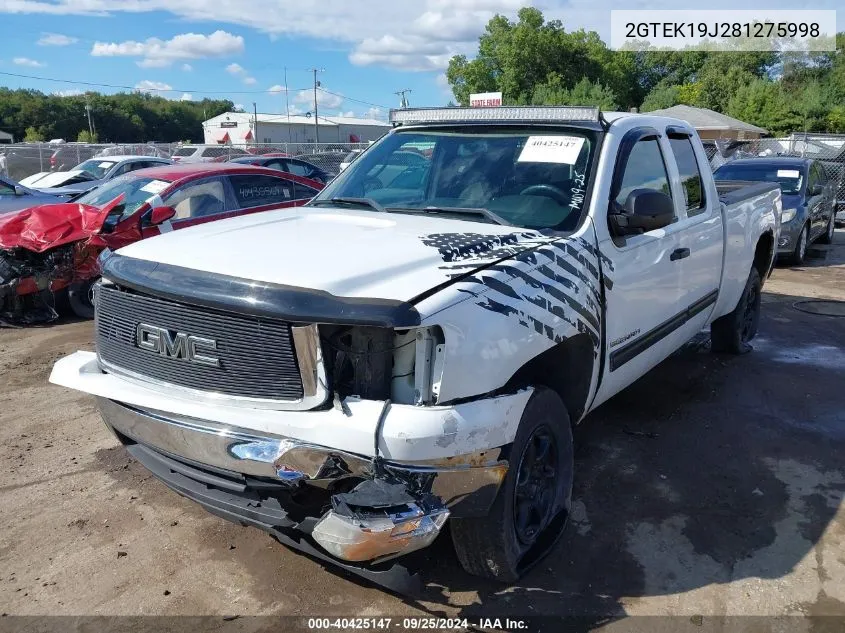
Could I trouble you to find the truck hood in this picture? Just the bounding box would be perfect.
[0,196,127,253]
[114,206,552,302]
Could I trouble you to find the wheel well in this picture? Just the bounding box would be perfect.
[753,231,775,281]
[505,334,595,425]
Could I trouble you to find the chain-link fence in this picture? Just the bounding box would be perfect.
[704,135,845,209]
[0,142,372,182]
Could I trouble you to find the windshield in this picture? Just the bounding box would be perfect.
[714,163,804,195]
[76,174,172,219]
[315,128,596,229]
[73,159,118,179]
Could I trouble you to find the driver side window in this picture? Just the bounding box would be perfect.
[164,178,226,219]
[614,138,673,209]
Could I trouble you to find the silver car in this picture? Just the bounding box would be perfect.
[0,175,71,216]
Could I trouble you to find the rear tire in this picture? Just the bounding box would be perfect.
[451,387,573,582]
[711,267,762,355]
[68,279,96,319]
[818,213,835,245]
[790,224,809,265]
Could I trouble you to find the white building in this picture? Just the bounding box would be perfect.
[202,111,391,146]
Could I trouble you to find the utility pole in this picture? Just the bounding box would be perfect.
[394,89,412,109]
[284,66,291,143]
[253,102,258,146]
[84,98,94,140]
[309,67,324,148]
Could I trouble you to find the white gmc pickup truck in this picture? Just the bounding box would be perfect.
[51,106,781,590]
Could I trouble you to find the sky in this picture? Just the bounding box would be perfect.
[0,0,841,120]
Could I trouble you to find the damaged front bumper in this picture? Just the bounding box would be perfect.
[50,351,529,590]
[97,397,505,589]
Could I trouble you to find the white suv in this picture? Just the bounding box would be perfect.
[172,145,248,163]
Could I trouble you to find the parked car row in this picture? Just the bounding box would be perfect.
[0,163,324,324]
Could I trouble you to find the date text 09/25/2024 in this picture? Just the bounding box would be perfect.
[307,617,529,630]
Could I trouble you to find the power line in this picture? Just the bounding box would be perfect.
[0,70,312,95]
[0,69,392,111]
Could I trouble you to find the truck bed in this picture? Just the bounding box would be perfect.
[716,180,781,205]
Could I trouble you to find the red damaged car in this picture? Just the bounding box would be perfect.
[0,163,324,324]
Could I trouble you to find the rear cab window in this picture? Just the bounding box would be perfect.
[667,134,706,216]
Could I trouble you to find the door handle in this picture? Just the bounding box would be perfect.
[670,247,690,261]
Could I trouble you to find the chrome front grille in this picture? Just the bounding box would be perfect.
[95,284,308,404]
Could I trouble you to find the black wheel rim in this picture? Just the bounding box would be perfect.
[741,282,758,342]
[513,425,559,545]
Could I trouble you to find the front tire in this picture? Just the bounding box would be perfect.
[711,267,762,355]
[818,213,835,245]
[68,279,96,319]
[790,224,809,265]
[451,387,573,582]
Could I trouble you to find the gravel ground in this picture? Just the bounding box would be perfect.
[1,231,844,630]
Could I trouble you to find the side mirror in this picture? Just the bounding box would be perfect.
[609,189,675,236]
[807,183,823,196]
[149,205,176,225]
[14,185,26,196]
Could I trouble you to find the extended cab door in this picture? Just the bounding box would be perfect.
[592,127,688,407]
[666,127,723,337]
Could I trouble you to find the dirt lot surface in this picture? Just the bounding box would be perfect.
[1,232,844,631]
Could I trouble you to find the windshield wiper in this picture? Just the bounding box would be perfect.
[387,205,510,226]
[310,197,386,213]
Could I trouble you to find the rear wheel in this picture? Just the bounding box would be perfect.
[790,224,809,265]
[711,267,762,355]
[451,388,573,582]
[818,213,835,245]
[68,279,96,319]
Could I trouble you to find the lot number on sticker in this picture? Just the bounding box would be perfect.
[518,136,585,164]
[777,169,800,178]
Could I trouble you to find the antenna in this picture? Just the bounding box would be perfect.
[394,89,412,109]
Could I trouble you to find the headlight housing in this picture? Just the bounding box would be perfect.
[782,208,798,223]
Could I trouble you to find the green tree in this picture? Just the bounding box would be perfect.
[77,130,99,142]
[23,126,44,142]
[640,85,680,112]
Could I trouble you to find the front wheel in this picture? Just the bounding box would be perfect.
[818,213,835,245]
[790,224,809,265]
[68,278,96,319]
[710,267,762,355]
[451,387,573,582]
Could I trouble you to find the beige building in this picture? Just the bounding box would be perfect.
[647,105,768,140]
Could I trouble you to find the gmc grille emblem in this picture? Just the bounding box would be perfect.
[135,323,220,367]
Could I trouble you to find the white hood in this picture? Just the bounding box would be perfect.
[114,207,548,302]
[19,170,86,188]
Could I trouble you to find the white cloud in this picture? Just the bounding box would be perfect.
[92,30,244,68]
[13,57,45,67]
[267,84,287,94]
[435,73,454,100]
[1,0,530,71]
[365,106,386,120]
[37,32,77,46]
[226,62,256,85]
[180,92,193,101]
[233,103,245,111]
[181,63,193,71]
[135,80,173,93]
[294,87,343,110]
[338,110,355,117]
[53,89,83,97]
